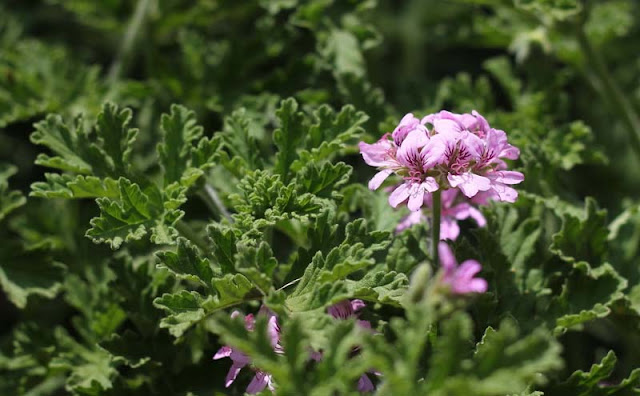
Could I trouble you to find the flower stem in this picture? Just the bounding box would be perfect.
[431,189,441,265]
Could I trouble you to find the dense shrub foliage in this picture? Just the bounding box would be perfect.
[1,0,640,395]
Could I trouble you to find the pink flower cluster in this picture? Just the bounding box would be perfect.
[214,301,376,394]
[359,111,523,212]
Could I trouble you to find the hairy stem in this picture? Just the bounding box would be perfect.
[431,189,441,265]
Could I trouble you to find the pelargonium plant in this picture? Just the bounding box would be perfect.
[360,110,522,270]
[2,2,640,396]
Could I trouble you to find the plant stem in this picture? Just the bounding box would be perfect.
[106,0,152,94]
[204,183,233,222]
[431,189,441,265]
[577,29,640,160]
[175,219,209,253]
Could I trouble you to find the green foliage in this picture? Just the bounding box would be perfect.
[0,164,25,222]
[0,249,65,309]
[2,0,640,395]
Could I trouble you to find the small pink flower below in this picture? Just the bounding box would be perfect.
[438,242,488,294]
[396,189,487,240]
[213,308,280,394]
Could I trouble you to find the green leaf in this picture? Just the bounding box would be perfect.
[585,1,634,45]
[306,104,367,152]
[219,108,265,172]
[154,274,256,337]
[235,241,278,293]
[425,312,474,390]
[96,102,138,176]
[515,0,581,21]
[229,169,324,231]
[0,248,65,308]
[345,270,407,306]
[454,320,563,394]
[154,291,208,338]
[552,262,627,331]
[156,237,215,287]
[0,39,102,128]
[0,164,26,222]
[30,114,94,174]
[190,135,223,170]
[100,330,151,369]
[321,29,366,78]
[550,198,608,265]
[273,98,306,183]
[86,178,162,249]
[295,161,352,198]
[207,223,237,274]
[157,104,204,186]
[554,351,640,395]
[290,104,368,172]
[30,174,119,199]
[50,328,118,395]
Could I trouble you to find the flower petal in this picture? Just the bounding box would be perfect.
[351,299,366,312]
[448,173,491,197]
[490,183,518,203]
[434,118,462,136]
[407,184,425,212]
[395,210,424,233]
[489,170,524,185]
[466,205,487,227]
[224,362,246,388]
[438,242,457,272]
[357,374,376,392]
[456,260,482,280]
[328,300,353,319]
[421,137,447,168]
[213,346,233,360]
[466,278,488,293]
[389,183,411,208]
[247,371,271,394]
[368,169,393,190]
[359,138,394,167]
[440,217,460,240]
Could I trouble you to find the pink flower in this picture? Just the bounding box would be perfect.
[425,111,524,201]
[438,242,488,294]
[396,189,486,240]
[359,128,443,211]
[360,109,523,210]
[213,308,280,394]
[326,300,377,393]
[328,299,372,330]
[391,113,427,146]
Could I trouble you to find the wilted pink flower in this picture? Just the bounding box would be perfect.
[438,242,487,294]
[213,308,280,394]
[396,189,486,240]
